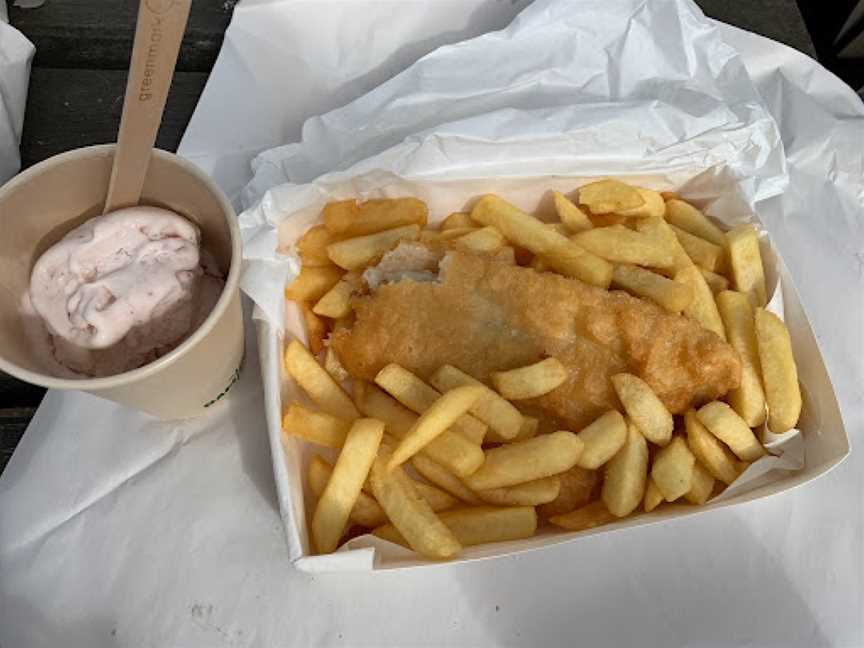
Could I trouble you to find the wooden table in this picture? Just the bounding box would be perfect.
[0,0,816,474]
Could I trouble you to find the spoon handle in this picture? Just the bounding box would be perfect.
[104,0,193,213]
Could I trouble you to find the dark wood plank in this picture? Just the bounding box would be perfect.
[9,0,235,73]
[696,0,817,57]
[20,68,209,169]
[0,407,37,475]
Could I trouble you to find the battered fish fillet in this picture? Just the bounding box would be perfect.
[331,249,741,429]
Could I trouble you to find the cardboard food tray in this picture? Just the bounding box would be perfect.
[257,170,849,572]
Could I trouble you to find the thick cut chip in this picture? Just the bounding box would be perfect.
[324,198,428,237]
[549,500,617,531]
[700,268,730,294]
[650,436,695,502]
[369,443,462,559]
[313,280,355,319]
[601,423,648,517]
[430,365,523,441]
[674,265,726,339]
[684,410,739,485]
[471,194,613,288]
[465,431,584,490]
[441,212,474,230]
[643,478,663,512]
[387,385,484,470]
[670,225,727,274]
[476,476,561,506]
[684,461,715,505]
[612,373,673,446]
[327,224,421,271]
[297,224,337,267]
[284,340,359,420]
[755,308,802,433]
[308,455,386,528]
[616,188,666,218]
[300,303,328,355]
[311,418,383,553]
[664,200,725,246]
[283,403,350,449]
[553,191,593,233]
[717,291,767,426]
[411,455,483,505]
[726,225,767,307]
[454,226,505,253]
[491,358,568,400]
[634,214,692,273]
[573,226,674,269]
[537,466,598,518]
[611,265,693,313]
[578,180,645,214]
[374,506,537,548]
[576,410,628,469]
[285,265,343,302]
[697,401,766,462]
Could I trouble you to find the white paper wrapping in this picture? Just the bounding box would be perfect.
[1,0,862,644]
[0,5,34,183]
[238,0,846,570]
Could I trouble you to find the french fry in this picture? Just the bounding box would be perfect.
[300,303,328,355]
[470,194,613,288]
[355,382,485,478]
[544,223,572,236]
[616,187,666,218]
[601,422,648,517]
[454,226,505,253]
[494,246,517,265]
[374,506,537,548]
[387,386,484,470]
[700,268,730,294]
[717,291,767,426]
[476,476,561,506]
[308,455,386,528]
[549,500,617,531]
[491,358,568,400]
[643,478,663,512]
[552,191,593,233]
[430,365,523,441]
[650,436,695,502]
[324,198,428,237]
[441,212,474,230]
[465,431,584,490]
[726,225,767,307]
[576,410,628,469]
[284,340,359,420]
[312,279,354,319]
[673,265,726,339]
[413,482,458,512]
[696,401,766,462]
[684,461,715,505]
[755,308,802,433]
[374,364,488,445]
[529,256,549,272]
[282,403,350,449]
[411,455,483,505]
[285,265,343,302]
[664,199,726,246]
[433,227,479,241]
[684,410,739,485]
[488,415,540,444]
[634,214,692,273]
[670,224,726,273]
[323,347,348,383]
[572,225,674,269]
[311,418,384,553]
[611,264,693,313]
[327,224,420,270]
[369,444,462,559]
[611,373,673,446]
[537,466,598,518]
[297,224,336,267]
[578,179,644,214]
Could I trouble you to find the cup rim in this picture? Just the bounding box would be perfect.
[0,144,243,391]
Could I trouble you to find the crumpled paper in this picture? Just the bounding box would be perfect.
[237,0,841,570]
[0,3,34,183]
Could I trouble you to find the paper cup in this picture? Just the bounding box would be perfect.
[0,144,244,419]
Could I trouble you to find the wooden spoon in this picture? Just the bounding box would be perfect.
[104,0,193,213]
